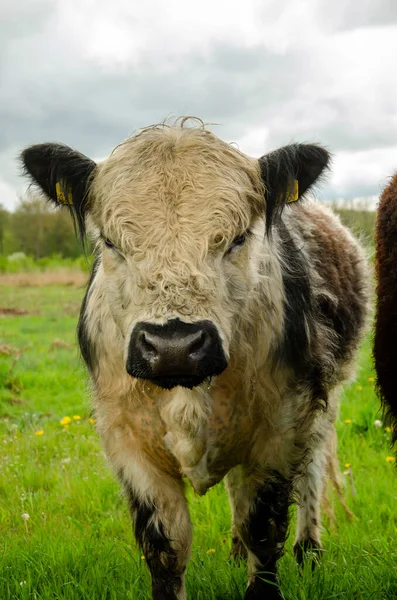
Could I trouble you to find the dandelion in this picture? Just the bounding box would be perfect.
[73,415,81,421]
[368,377,374,382]
[207,548,216,555]
[344,419,352,424]
[386,456,395,463]
[21,512,30,534]
[141,555,145,561]
[356,385,363,391]
[374,420,383,428]
[88,418,96,425]
[344,463,351,469]
[34,430,44,436]
[60,416,71,426]
[385,426,392,433]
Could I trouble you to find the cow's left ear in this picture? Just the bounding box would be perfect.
[259,143,331,232]
[20,143,97,240]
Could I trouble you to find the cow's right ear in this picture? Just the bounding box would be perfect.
[20,143,97,239]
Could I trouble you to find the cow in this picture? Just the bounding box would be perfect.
[374,173,397,449]
[21,119,369,600]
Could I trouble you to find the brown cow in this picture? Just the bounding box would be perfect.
[21,120,369,600]
[374,173,397,448]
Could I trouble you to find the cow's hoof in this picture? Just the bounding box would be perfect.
[293,538,322,571]
[244,578,282,599]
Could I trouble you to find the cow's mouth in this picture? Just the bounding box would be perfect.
[143,370,225,391]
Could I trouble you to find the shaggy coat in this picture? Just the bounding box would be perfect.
[21,121,369,600]
[374,173,397,446]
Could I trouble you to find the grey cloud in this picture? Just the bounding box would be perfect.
[322,180,387,202]
[314,0,397,32]
[1,0,397,207]
[262,96,397,154]
[0,42,310,176]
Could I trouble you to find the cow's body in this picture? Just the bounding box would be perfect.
[21,122,369,600]
[83,201,366,493]
[374,173,397,448]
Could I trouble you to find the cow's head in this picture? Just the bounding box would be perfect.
[21,123,329,390]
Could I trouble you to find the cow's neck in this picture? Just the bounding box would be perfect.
[158,386,214,494]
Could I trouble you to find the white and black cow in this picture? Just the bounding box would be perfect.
[21,120,369,600]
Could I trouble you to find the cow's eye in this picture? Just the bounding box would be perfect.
[104,238,115,250]
[101,234,123,257]
[226,232,249,255]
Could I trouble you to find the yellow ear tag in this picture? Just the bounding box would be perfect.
[286,179,299,203]
[55,181,73,205]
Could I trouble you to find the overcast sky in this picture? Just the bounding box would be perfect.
[1,0,397,210]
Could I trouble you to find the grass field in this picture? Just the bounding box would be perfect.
[1,281,396,600]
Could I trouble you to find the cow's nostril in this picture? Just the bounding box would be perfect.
[139,332,158,361]
[188,330,209,358]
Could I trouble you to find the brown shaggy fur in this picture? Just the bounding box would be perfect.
[374,173,397,445]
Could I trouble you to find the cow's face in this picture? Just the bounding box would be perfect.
[21,123,329,390]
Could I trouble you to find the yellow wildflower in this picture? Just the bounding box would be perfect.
[368,377,374,382]
[60,416,71,426]
[356,385,363,391]
[141,556,145,561]
[35,430,44,436]
[73,415,81,421]
[344,419,352,424]
[344,463,351,469]
[386,456,395,463]
[88,418,96,425]
[385,426,392,433]
[207,548,216,555]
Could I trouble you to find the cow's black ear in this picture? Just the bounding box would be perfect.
[20,143,96,240]
[259,143,331,232]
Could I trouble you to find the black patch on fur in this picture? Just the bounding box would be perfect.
[277,222,315,373]
[20,143,96,241]
[123,483,183,600]
[276,222,329,407]
[259,143,330,232]
[77,258,100,372]
[240,473,292,600]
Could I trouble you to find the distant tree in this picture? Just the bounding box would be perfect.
[10,192,82,258]
[0,204,9,254]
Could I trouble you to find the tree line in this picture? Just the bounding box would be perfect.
[0,194,83,259]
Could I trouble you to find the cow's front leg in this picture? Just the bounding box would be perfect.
[226,467,292,600]
[293,418,340,566]
[293,441,326,566]
[118,462,191,600]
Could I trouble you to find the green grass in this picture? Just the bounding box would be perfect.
[1,284,396,600]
